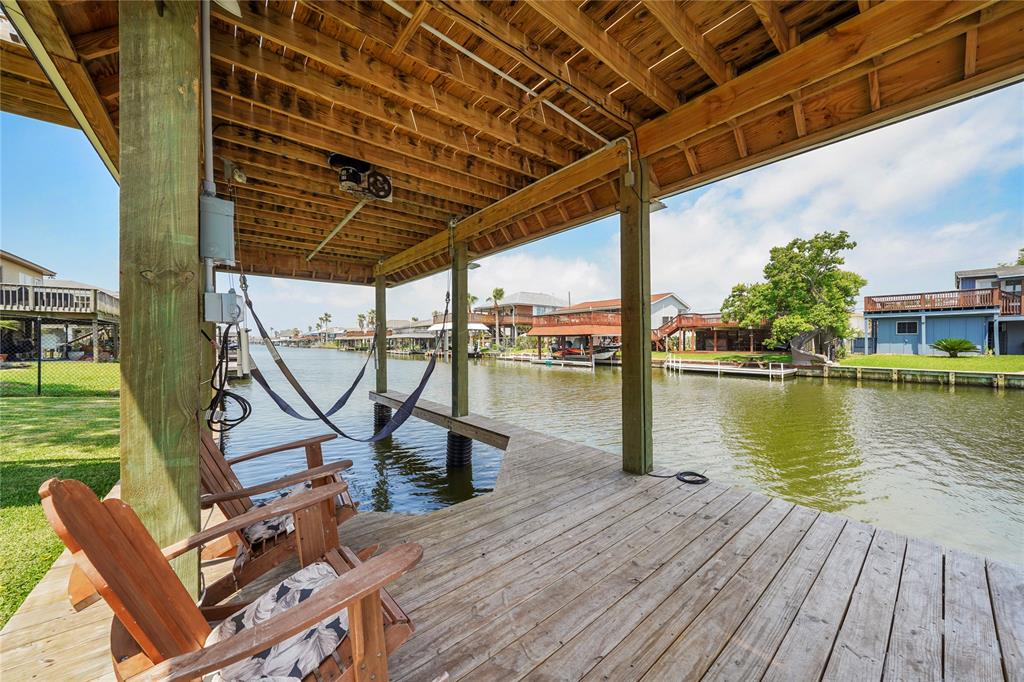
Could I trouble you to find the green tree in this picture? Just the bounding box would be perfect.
[487,287,505,348]
[367,309,376,329]
[357,313,366,330]
[722,231,866,360]
[467,293,478,315]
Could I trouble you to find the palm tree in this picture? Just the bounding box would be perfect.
[318,312,332,343]
[357,313,366,331]
[467,293,478,315]
[487,287,505,348]
[367,309,376,330]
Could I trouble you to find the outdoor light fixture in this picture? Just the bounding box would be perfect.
[468,262,481,270]
[650,199,668,213]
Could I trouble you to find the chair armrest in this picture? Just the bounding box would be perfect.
[225,434,337,465]
[128,543,424,682]
[200,460,353,507]
[163,483,345,561]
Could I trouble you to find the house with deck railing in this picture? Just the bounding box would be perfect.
[863,264,1024,356]
[0,250,119,361]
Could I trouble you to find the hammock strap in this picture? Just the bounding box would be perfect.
[239,274,447,443]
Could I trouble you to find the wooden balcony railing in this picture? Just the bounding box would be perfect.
[433,311,496,325]
[0,283,119,317]
[864,287,1020,315]
[532,311,622,327]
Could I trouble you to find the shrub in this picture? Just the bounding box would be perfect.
[929,337,979,357]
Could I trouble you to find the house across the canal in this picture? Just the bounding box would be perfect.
[864,262,1024,355]
[526,293,690,353]
[0,250,120,361]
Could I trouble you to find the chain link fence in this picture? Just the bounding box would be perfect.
[0,318,120,397]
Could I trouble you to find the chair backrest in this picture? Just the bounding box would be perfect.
[39,478,211,662]
[199,428,253,518]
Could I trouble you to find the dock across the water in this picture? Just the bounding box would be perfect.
[664,358,797,379]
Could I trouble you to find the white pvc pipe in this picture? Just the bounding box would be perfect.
[201,0,216,195]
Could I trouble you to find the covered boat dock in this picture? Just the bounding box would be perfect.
[2,0,1023,679]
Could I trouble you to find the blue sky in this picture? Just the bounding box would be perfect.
[2,84,1021,331]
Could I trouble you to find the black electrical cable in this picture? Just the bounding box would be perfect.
[648,470,709,485]
[204,324,252,433]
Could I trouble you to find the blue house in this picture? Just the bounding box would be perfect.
[864,263,1024,356]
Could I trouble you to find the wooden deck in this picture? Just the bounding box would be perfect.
[2,394,1022,681]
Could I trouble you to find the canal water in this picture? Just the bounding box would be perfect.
[225,346,1024,564]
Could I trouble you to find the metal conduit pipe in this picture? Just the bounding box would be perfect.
[201,0,216,195]
[380,0,610,145]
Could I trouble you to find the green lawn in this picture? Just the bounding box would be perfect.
[840,354,1024,372]
[0,398,120,627]
[653,351,792,363]
[0,361,120,397]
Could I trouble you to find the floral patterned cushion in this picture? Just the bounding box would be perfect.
[240,484,307,545]
[240,481,347,546]
[205,561,347,681]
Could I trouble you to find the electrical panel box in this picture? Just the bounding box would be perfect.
[204,290,244,324]
[200,194,236,264]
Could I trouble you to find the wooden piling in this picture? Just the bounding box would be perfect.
[619,159,653,474]
[375,274,387,393]
[119,0,201,592]
[451,241,469,417]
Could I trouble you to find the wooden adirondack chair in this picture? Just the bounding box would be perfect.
[197,429,360,605]
[67,431,361,611]
[40,477,420,682]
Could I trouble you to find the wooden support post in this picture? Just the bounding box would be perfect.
[713,329,718,351]
[619,159,653,475]
[119,0,201,592]
[91,320,99,362]
[538,335,542,359]
[451,241,469,417]
[375,274,387,393]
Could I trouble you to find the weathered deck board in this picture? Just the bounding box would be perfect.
[2,395,1021,681]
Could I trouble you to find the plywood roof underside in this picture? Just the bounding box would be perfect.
[2,1,1022,285]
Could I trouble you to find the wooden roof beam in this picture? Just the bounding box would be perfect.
[429,0,640,128]
[210,34,551,181]
[302,0,599,150]
[376,140,629,275]
[223,184,445,235]
[636,0,996,159]
[214,137,492,212]
[214,2,570,172]
[212,96,523,194]
[642,0,731,85]
[749,1,792,55]
[229,245,375,284]
[527,0,678,112]
[230,162,474,221]
[71,25,118,60]
[391,2,431,55]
